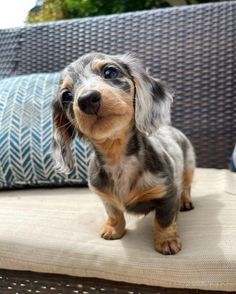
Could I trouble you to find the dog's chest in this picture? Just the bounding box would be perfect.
[105,156,140,198]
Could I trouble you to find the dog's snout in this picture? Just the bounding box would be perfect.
[78,90,101,115]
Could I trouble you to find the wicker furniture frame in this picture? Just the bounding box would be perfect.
[0,269,228,293]
[0,1,235,293]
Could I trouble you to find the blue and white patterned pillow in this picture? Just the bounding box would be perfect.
[230,144,236,172]
[0,73,92,189]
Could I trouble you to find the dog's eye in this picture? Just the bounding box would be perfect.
[62,91,73,104]
[103,67,118,79]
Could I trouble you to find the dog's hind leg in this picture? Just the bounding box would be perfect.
[180,168,194,211]
[180,141,195,211]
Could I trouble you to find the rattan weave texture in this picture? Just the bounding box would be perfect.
[0,2,235,169]
[0,269,227,294]
[0,29,22,78]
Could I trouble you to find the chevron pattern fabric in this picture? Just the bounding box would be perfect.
[0,73,91,189]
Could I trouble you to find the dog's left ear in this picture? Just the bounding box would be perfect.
[125,56,173,135]
[51,87,75,174]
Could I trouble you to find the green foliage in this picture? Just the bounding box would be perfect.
[28,0,64,23]
[27,0,171,22]
[62,0,171,18]
[63,0,171,18]
[27,0,226,23]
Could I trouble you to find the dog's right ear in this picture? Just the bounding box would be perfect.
[51,83,75,174]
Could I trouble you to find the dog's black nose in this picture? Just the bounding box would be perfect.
[78,90,101,115]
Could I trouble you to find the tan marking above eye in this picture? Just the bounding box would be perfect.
[91,60,124,76]
[91,60,108,72]
[61,78,73,90]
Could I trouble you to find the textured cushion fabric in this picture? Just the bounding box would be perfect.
[0,73,91,189]
[0,168,235,291]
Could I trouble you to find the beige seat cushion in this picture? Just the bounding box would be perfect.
[0,168,236,291]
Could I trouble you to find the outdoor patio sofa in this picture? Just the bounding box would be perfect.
[0,1,236,293]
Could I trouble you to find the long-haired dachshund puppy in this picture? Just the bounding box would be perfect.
[52,52,195,255]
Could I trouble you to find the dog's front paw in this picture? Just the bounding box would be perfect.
[155,235,182,255]
[100,224,126,240]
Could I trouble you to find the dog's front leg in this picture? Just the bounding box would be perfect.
[154,196,182,255]
[100,202,126,240]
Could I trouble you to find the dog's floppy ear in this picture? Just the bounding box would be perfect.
[51,83,75,174]
[122,55,173,135]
